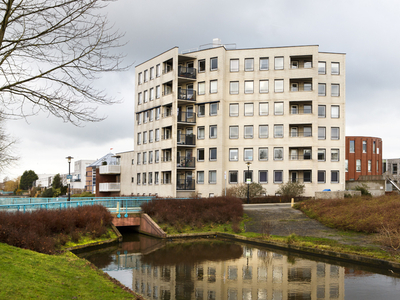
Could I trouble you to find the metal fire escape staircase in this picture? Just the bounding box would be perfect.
[387,177,400,192]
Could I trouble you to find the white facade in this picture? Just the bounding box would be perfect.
[71,159,95,191]
[123,44,346,197]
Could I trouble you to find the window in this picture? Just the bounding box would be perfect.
[274,102,283,115]
[393,164,398,175]
[210,57,218,71]
[209,148,217,161]
[304,82,312,91]
[155,128,160,141]
[259,171,268,183]
[274,147,283,160]
[318,62,326,74]
[304,126,312,137]
[143,70,148,82]
[209,125,217,138]
[137,132,141,145]
[373,141,376,153]
[209,171,217,184]
[244,103,254,116]
[244,148,253,161]
[198,59,205,72]
[230,59,239,72]
[331,171,339,183]
[210,80,218,93]
[331,84,340,96]
[144,111,148,123]
[149,109,153,121]
[138,92,142,105]
[244,125,253,138]
[356,159,361,172]
[331,149,339,161]
[144,90,148,103]
[244,81,254,93]
[143,152,147,164]
[274,79,284,92]
[331,127,340,140]
[259,80,269,93]
[137,112,142,124]
[155,150,159,163]
[150,67,154,80]
[259,148,268,161]
[318,149,326,161]
[244,170,253,183]
[156,64,161,77]
[198,82,205,95]
[259,125,268,138]
[260,57,269,70]
[318,171,325,183]
[230,81,239,94]
[197,171,204,184]
[331,62,340,75]
[304,104,312,114]
[348,140,355,153]
[363,141,367,153]
[155,107,160,120]
[197,148,204,161]
[137,153,141,165]
[229,148,238,161]
[149,130,153,143]
[274,125,283,138]
[274,57,284,70]
[377,160,379,173]
[259,102,269,115]
[274,171,283,183]
[229,171,238,184]
[331,105,339,118]
[156,85,161,99]
[137,173,141,184]
[318,127,326,140]
[368,160,372,172]
[148,171,153,184]
[229,126,239,139]
[197,126,205,139]
[345,160,348,172]
[291,82,298,92]
[143,131,147,144]
[318,83,326,96]
[304,171,312,183]
[210,103,218,116]
[318,105,326,118]
[229,103,239,117]
[138,72,142,85]
[198,104,205,117]
[245,58,254,71]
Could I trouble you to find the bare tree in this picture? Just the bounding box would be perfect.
[0,0,129,125]
[0,115,18,172]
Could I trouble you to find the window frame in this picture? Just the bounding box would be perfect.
[274,147,283,161]
[197,126,205,140]
[229,103,239,117]
[274,124,284,138]
[259,102,269,116]
[260,57,269,70]
[331,105,340,118]
[229,148,239,161]
[230,59,239,72]
[198,59,205,72]
[259,80,269,93]
[331,171,339,183]
[210,57,218,71]
[229,125,239,139]
[210,103,218,116]
[230,81,239,94]
[318,127,326,140]
[259,148,268,161]
[318,83,326,96]
[318,61,326,74]
[259,125,269,138]
[274,56,284,70]
[244,148,253,161]
[274,170,283,184]
[209,148,217,161]
[244,58,254,71]
[209,125,217,139]
[244,103,254,116]
[210,80,218,94]
[274,79,284,93]
[259,170,268,184]
[331,127,340,140]
[244,80,254,94]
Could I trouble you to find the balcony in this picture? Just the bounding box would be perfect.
[99,165,121,174]
[290,55,313,69]
[177,134,196,146]
[178,66,196,80]
[177,157,196,169]
[290,79,313,92]
[176,179,195,190]
[178,89,196,101]
[177,111,196,124]
[289,130,312,137]
[289,153,312,160]
[99,182,120,192]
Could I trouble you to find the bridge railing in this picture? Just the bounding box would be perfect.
[0,197,154,218]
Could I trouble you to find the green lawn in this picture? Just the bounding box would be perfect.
[0,242,136,300]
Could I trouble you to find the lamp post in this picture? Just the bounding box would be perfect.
[246,162,251,204]
[66,156,73,201]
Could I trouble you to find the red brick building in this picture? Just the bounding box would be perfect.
[345,136,382,181]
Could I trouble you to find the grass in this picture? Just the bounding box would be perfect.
[0,242,137,300]
[63,227,118,249]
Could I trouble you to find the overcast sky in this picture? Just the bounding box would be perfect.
[3,0,400,181]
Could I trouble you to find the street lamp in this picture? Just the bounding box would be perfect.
[246,161,251,204]
[66,156,74,201]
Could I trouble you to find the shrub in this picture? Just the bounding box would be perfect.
[225,183,266,200]
[355,183,372,196]
[276,181,305,198]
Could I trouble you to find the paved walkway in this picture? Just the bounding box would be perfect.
[243,203,378,248]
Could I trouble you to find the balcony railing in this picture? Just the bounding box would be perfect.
[177,134,196,146]
[178,89,196,101]
[99,183,121,192]
[290,107,312,114]
[178,66,197,79]
[177,157,195,168]
[290,131,312,137]
[289,154,312,160]
[161,156,172,162]
[99,165,121,174]
[176,179,195,190]
[177,111,196,123]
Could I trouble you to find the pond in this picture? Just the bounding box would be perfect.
[77,229,400,300]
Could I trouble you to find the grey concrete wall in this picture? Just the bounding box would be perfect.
[315,190,361,199]
[345,180,385,197]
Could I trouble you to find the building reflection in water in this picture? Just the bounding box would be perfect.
[107,242,345,300]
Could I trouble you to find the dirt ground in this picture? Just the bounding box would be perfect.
[243,204,378,248]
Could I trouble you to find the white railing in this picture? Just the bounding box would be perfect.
[99,165,121,174]
[99,183,121,192]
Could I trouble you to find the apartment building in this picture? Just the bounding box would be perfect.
[127,42,345,197]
